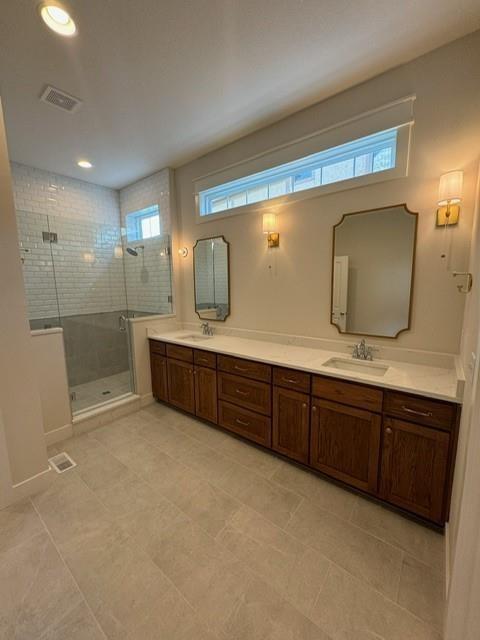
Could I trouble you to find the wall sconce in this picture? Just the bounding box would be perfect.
[262,213,279,248]
[437,170,463,226]
[178,247,188,258]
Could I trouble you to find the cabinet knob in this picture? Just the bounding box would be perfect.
[312,406,317,412]
[385,427,392,435]
[302,403,307,409]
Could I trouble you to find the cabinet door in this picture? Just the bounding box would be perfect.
[194,366,217,423]
[167,358,195,414]
[273,387,310,463]
[380,418,450,524]
[310,398,381,494]
[150,353,168,402]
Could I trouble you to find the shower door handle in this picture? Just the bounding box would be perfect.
[119,314,127,332]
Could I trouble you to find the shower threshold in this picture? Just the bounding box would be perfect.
[70,371,132,414]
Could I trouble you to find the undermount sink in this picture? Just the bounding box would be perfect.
[322,357,389,377]
[177,333,213,342]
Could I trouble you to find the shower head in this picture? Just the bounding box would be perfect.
[126,245,144,257]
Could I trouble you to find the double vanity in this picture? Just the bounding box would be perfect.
[150,203,462,527]
[149,331,461,527]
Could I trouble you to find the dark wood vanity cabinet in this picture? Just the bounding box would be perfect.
[380,417,450,523]
[149,339,460,526]
[218,401,271,446]
[150,353,168,402]
[310,398,381,494]
[167,358,195,414]
[273,387,310,463]
[194,366,217,423]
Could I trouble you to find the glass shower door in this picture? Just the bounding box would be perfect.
[17,210,61,329]
[48,217,134,414]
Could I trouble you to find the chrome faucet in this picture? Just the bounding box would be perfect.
[201,322,214,336]
[352,338,373,361]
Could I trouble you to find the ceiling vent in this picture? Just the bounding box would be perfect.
[40,85,83,113]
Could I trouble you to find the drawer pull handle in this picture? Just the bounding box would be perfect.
[235,418,250,427]
[401,405,433,418]
[282,377,298,384]
[234,365,249,372]
[235,388,249,397]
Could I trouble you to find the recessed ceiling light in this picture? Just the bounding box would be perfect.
[77,160,93,169]
[39,3,77,37]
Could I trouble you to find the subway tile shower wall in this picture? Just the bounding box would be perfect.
[120,168,173,315]
[12,162,120,225]
[11,163,174,321]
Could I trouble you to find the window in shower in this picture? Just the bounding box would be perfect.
[125,205,161,241]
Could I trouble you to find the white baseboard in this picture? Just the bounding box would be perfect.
[140,392,154,407]
[44,423,73,446]
[11,466,53,502]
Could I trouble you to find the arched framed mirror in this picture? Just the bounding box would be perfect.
[331,204,418,338]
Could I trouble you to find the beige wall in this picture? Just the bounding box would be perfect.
[31,329,72,445]
[174,31,480,354]
[0,98,49,504]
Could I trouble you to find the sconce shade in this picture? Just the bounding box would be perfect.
[262,213,277,234]
[438,171,463,205]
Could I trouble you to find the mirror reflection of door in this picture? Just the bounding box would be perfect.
[332,255,349,332]
[193,236,230,321]
[331,205,417,338]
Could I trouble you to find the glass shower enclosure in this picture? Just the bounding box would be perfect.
[17,210,173,414]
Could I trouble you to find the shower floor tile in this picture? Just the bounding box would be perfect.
[71,371,132,413]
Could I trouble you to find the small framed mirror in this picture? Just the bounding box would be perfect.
[331,204,417,338]
[193,236,230,321]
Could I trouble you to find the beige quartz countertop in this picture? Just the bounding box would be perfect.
[148,330,463,403]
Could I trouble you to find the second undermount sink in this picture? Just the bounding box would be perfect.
[322,357,389,377]
[177,333,214,342]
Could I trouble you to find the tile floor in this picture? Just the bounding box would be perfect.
[0,403,445,639]
[70,371,132,413]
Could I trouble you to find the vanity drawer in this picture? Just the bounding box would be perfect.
[149,339,166,355]
[273,367,310,393]
[218,372,271,416]
[312,375,383,413]
[218,401,271,447]
[218,355,272,383]
[166,343,193,363]
[383,391,456,431]
[194,349,216,369]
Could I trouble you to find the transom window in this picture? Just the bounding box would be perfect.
[125,205,160,241]
[198,128,398,217]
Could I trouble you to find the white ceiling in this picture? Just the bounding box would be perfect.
[1,0,479,189]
